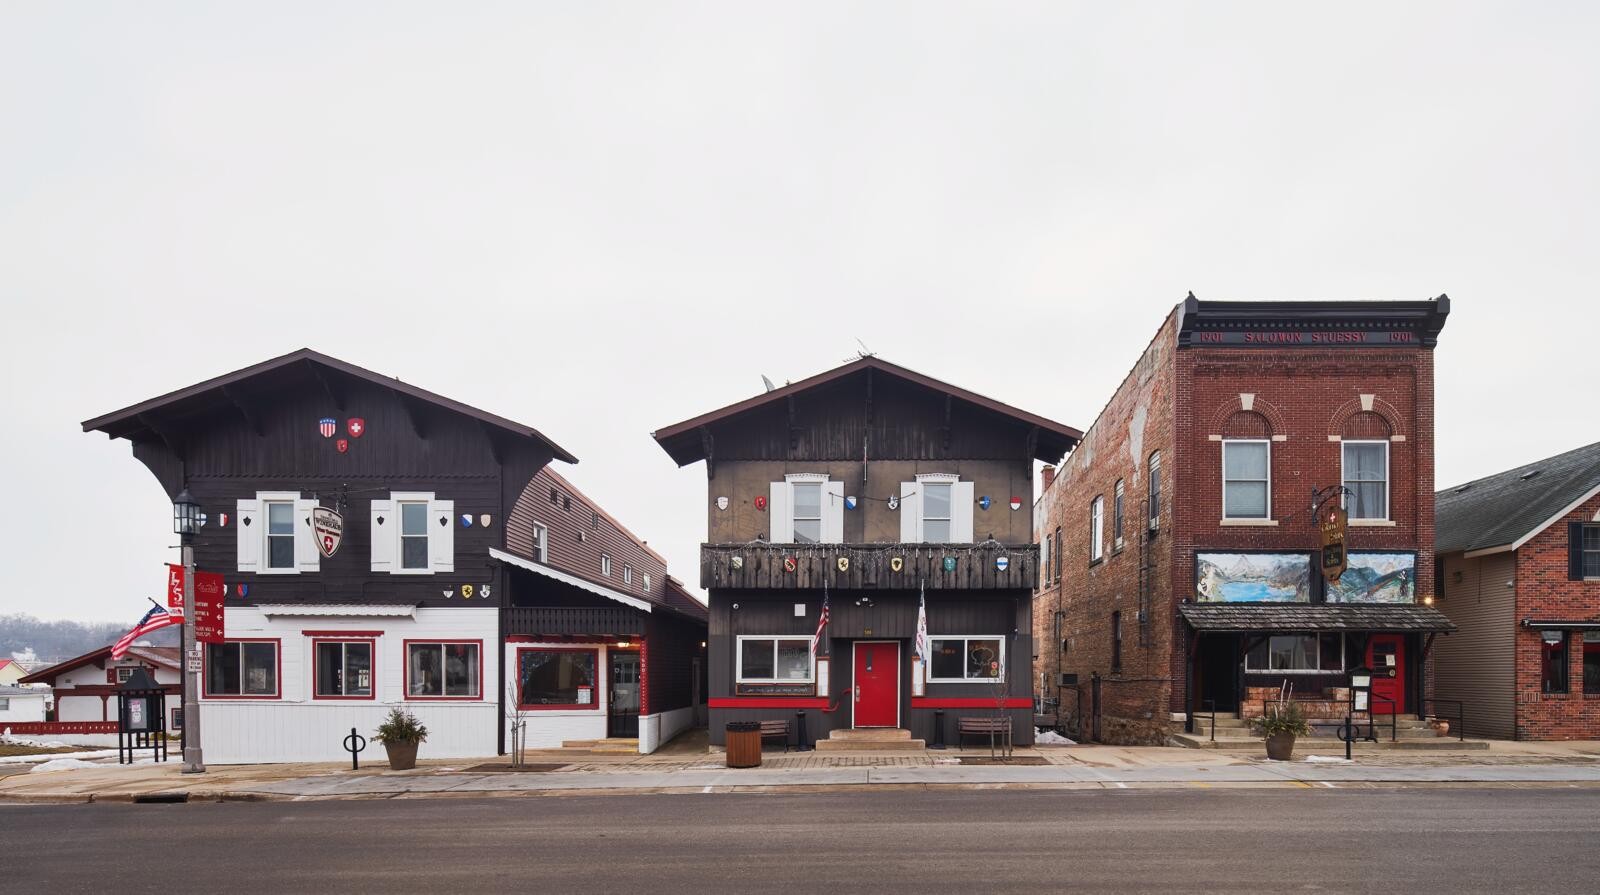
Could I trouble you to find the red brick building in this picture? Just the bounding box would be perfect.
[1035,295,1454,744]
[1434,441,1600,739]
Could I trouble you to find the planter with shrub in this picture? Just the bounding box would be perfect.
[373,708,429,770]
[1250,686,1312,761]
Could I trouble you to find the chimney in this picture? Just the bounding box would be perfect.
[1041,465,1056,491]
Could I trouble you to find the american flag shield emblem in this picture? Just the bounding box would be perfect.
[319,418,337,438]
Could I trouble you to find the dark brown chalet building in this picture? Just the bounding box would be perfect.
[80,349,702,762]
[654,357,1080,749]
[1035,296,1457,747]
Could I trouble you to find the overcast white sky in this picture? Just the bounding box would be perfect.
[2,3,1596,623]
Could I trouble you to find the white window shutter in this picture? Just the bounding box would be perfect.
[293,498,320,571]
[236,499,261,572]
[899,482,920,543]
[429,498,455,572]
[822,481,845,543]
[768,482,792,543]
[951,481,975,543]
[370,500,395,573]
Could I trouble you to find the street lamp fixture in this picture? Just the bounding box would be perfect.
[173,488,203,536]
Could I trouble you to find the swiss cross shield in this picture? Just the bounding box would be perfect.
[335,438,349,453]
[311,507,344,558]
[319,418,337,438]
[347,418,365,438]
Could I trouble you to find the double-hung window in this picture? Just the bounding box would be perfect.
[266,501,295,570]
[1090,496,1104,563]
[314,640,373,699]
[205,641,279,698]
[238,491,316,574]
[736,636,813,683]
[1583,632,1600,695]
[517,648,598,707]
[601,554,612,577]
[770,474,843,544]
[928,637,1004,682]
[899,474,973,544]
[1579,525,1600,579]
[531,523,549,563]
[371,492,453,575]
[1113,480,1125,550]
[791,482,823,543]
[922,482,953,542]
[623,564,633,585]
[1148,451,1161,529]
[1222,440,1271,520]
[407,641,481,698]
[1343,440,1390,520]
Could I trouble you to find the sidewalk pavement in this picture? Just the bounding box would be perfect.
[3,739,1600,803]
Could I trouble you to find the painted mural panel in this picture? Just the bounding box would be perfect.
[1325,552,1416,603]
[1196,553,1312,603]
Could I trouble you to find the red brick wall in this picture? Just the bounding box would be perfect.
[1513,490,1600,739]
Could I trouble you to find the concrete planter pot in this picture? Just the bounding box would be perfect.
[383,741,419,771]
[1265,733,1296,761]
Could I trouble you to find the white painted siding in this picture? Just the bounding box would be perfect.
[57,695,107,723]
[0,694,49,723]
[197,606,500,764]
[503,641,609,749]
[639,706,695,754]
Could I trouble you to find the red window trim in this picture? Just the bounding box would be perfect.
[911,697,1033,709]
[402,639,484,701]
[310,638,378,701]
[202,638,283,700]
[301,629,385,638]
[515,646,601,711]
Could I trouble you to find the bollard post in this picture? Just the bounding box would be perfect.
[344,726,367,771]
[930,709,946,749]
[796,710,810,751]
[1344,714,1352,762]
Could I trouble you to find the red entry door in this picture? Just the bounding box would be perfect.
[1365,635,1406,714]
[853,641,900,728]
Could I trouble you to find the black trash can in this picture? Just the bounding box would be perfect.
[726,721,762,768]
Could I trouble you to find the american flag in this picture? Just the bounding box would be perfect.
[811,592,830,655]
[111,603,181,660]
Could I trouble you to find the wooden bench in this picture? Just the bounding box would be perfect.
[957,717,1012,750]
[759,719,792,751]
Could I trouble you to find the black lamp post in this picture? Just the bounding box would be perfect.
[174,487,205,774]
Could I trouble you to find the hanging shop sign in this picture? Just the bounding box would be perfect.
[311,507,344,558]
[193,571,225,644]
[1320,505,1349,583]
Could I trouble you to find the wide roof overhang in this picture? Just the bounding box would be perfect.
[1179,603,1457,633]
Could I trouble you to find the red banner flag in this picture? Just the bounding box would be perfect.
[194,571,226,644]
[166,564,185,609]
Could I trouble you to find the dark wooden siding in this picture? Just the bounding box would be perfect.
[645,610,705,713]
[507,467,672,608]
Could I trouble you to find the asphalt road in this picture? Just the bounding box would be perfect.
[5,788,1599,893]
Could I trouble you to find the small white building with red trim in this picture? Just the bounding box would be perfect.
[16,645,181,744]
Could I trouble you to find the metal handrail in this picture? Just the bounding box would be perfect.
[1202,698,1216,742]
[1425,697,1467,742]
[1369,693,1398,742]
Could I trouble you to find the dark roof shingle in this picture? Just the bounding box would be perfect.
[1179,603,1457,633]
[1436,441,1600,554]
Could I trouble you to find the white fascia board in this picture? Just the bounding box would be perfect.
[256,604,418,618]
[489,547,652,613]
[1506,482,1600,553]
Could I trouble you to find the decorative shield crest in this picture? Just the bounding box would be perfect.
[460,514,473,528]
[978,495,992,510]
[335,438,349,453]
[754,495,768,511]
[716,496,729,511]
[461,584,475,599]
[347,418,366,438]
[311,506,344,558]
[890,556,904,573]
[844,495,858,510]
[238,584,249,598]
[1009,496,1022,511]
[480,514,492,527]
[782,556,797,573]
[995,555,1010,572]
[887,494,900,511]
[942,556,957,573]
[837,557,849,573]
[319,418,337,438]
[481,585,492,599]
[218,512,229,527]
[442,588,454,599]
[730,555,744,570]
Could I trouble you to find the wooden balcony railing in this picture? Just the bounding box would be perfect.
[700,542,1038,591]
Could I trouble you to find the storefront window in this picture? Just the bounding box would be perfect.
[928,637,1004,682]
[517,649,597,706]
[1245,634,1345,673]
[1584,632,1600,695]
[407,642,480,698]
[205,641,278,697]
[314,641,373,697]
[737,637,812,682]
[1541,632,1569,694]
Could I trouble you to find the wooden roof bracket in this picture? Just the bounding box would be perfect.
[700,427,715,480]
[862,368,873,490]
[303,359,346,412]
[940,393,952,451]
[136,411,185,462]
[478,419,505,466]
[399,392,429,440]
[220,384,265,437]
[787,395,800,452]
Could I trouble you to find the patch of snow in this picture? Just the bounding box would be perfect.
[0,749,120,765]
[1303,755,1354,763]
[1035,729,1077,745]
[29,758,106,773]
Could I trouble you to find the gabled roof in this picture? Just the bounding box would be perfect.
[1436,441,1600,555]
[81,348,577,464]
[19,644,180,686]
[652,355,1082,465]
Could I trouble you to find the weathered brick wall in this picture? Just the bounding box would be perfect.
[1034,312,1178,744]
[1513,490,1600,739]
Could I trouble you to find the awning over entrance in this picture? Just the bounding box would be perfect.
[1520,618,1600,630]
[1178,603,1457,633]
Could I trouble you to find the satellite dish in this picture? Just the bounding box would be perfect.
[761,375,776,393]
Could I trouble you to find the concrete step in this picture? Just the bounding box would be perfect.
[826,728,914,742]
[559,738,639,753]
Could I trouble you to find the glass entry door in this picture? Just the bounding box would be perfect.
[609,652,640,738]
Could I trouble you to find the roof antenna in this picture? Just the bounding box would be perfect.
[760,375,776,393]
[844,338,876,362]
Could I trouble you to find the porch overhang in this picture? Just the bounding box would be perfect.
[490,547,653,612]
[1178,603,1457,633]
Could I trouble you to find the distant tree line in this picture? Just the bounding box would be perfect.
[0,612,179,663]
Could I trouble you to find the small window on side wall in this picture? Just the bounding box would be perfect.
[1090,496,1105,563]
[1148,451,1162,530]
[601,554,612,577]
[1113,480,1125,548]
